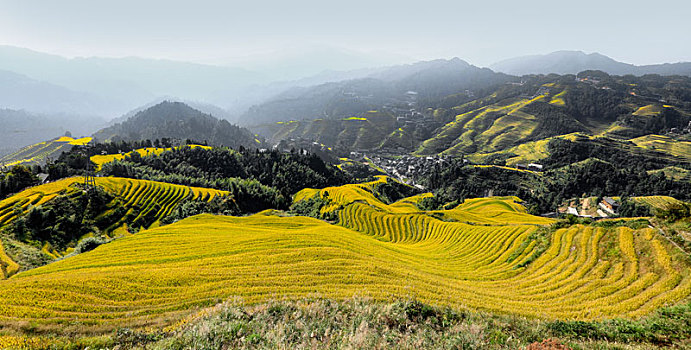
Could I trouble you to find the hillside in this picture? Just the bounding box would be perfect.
[466,132,691,168]
[264,72,691,161]
[491,51,691,76]
[89,144,211,170]
[419,73,691,155]
[0,177,687,335]
[92,101,260,148]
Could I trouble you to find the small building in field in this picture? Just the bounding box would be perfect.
[599,197,620,215]
[528,163,544,171]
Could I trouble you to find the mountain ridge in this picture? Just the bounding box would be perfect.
[239,58,513,126]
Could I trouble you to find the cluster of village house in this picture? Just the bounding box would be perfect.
[562,196,620,218]
[356,153,455,189]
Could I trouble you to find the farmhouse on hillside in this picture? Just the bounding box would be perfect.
[599,197,620,215]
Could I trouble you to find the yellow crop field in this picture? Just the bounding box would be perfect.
[549,90,567,106]
[632,104,663,116]
[0,137,92,168]
[0,177,227,277]
[90,144,212,170]
[0,176,688,334]
[440,196,553,225]
[648,166,691,181]
[53,136,92,145]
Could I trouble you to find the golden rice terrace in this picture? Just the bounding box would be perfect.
[0,176,688,333]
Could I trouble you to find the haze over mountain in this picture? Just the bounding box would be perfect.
[491,51,691,76]
[0,45,267,117]
[217,45,415,81]
[0,45,419,120]
[240,57,511,126]
[0,69,117,116]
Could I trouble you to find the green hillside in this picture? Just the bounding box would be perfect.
[466,132,691,167]
[271,111,399,150]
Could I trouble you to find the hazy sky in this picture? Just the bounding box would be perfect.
[1,0,689,67]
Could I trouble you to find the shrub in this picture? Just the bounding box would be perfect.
[75,237,106,254]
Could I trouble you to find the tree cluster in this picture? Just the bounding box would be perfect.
[0,165,39,199]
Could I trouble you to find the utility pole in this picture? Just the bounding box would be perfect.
[83,143,96,190]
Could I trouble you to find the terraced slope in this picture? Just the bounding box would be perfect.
[464,132,691,167]
[271,111,398,150]
[0,177,688,333]
[632,196,687,212]
[0,136,92,167]
[417,94,555,155]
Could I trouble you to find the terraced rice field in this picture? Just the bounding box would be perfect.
[630,134,691,162]
[0,137,92,167]
[0,177,688,333]
[0,177,228,277]
[416,94,547,155]
[0,177,226,230]
[549,90,567,106]
[632,104,663,117]
[648,166,691,181]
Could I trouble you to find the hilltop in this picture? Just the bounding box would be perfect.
[92,101,260,148]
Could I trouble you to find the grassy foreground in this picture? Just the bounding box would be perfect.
[2,297,689,349]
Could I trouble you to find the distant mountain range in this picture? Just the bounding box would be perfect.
[1,45,690,121]
[0,45,267,118]
[2,46,691,156]
[490,51,691,76]
[0,69,118,116]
